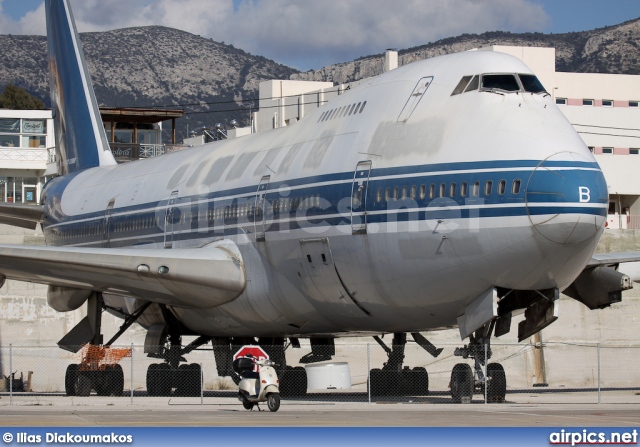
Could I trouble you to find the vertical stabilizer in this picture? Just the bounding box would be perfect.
[45,0,116,175]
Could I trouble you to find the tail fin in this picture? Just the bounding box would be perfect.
[45,0,116,175]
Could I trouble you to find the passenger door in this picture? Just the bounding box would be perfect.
[351,161,372,234]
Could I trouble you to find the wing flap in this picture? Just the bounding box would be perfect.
[0,239,246,309]
[0,203,44,229]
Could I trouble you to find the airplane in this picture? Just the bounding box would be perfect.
[0,0,637,401]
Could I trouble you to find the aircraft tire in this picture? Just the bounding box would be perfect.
[486,363,506,403]
[450,363,473,403]
[110,364,124,396]
[76,373,92,397]
[411,367,429,396]
[95,370,110,396]
[146,364,158,396]
[65,364,79,396]
[155,363,172,396]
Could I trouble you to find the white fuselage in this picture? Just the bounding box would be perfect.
[41,50,608,338]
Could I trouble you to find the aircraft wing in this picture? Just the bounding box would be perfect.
[587,252,640,267]
[0,239,246,309]
[0,203,44,230]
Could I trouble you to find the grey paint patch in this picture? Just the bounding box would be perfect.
[278,143,303,174]
[204,156,234,185]
[304,135,334,169]
[166,164,190,190]
[226,152,259,181]
[254,148,283,176]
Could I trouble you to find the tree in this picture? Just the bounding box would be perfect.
[0,84,45,110]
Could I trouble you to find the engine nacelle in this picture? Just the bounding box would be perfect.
[564,265,632,310]
[47,286,91,312]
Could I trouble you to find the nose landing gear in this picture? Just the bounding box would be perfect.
[450,323,506,403]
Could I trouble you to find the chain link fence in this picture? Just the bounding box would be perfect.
[1,342,639,406]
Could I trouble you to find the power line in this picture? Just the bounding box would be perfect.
[576,131,640,139]
[572,123,640,132]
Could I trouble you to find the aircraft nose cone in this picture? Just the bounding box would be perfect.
[526,152,608,244]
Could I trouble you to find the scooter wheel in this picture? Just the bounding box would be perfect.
[267,393,281,412]
[242,398,254,410]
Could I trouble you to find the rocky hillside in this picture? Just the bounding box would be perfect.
[1,17,639,142]
[293,18,640,84]
[0,26,298,141]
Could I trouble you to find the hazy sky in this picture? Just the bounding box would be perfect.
[1,0,640,71]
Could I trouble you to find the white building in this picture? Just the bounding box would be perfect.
[0,109,54,204]
[247,47,640,229]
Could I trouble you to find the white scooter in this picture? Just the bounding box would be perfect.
[232,354,281,412]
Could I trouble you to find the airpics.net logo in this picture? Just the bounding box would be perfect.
[549,429,638,446]
[3,432,133,444]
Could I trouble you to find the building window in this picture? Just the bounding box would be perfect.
[602,100,613,107]
[630,149,639,155]
[583,99,594,106]
[556,98,567,105]
[630,101,639,107]
[588,147,594,152]
[602,147,613,154]
[0,118,47,148]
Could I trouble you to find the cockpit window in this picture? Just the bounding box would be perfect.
[481,74,520,92]
[464,75,479,92]
[451,76,472,96]
[519,74,546,93]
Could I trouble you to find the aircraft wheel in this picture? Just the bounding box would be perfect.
[486,363,506,403]
[146,364,159,396]
[411,367,429,396]
[109,364,124,396]
[450,363,473,403]
[95,370,110,396]
[176,363,201,396]
[65,364,79,396]
[76,373,92,397]
[267,393,281,412]
[155,363,172,396]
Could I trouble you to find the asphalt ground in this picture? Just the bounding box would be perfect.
[0,390,639,427]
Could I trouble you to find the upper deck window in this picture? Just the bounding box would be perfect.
[481,74,520,92]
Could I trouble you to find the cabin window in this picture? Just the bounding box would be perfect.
[410,185,417,200]
[460,182,468,197]
[512,179,521,194]
[485,180,493,195]
[385,187,390,202]
[401,186,407,200]
[449,183,456,197]
[498,180,506,195]
[393,186,399,200]
[419,184,426,200]
[472,181,479,196]
[376,188,382,203]
[429,184,435,199]
[439,183,445,198]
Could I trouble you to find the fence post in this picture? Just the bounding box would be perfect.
[484,343,488,404]
[597,343,601,404]
[130,343,134,405]
[200,363,203,405]
[9,344,12,406]
[367,343,371,404]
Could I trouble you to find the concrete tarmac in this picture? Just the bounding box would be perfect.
[0,392,639,427]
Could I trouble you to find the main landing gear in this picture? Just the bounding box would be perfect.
[450,323,506,403]
[60,293,151,397]
[369,333,443,397]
